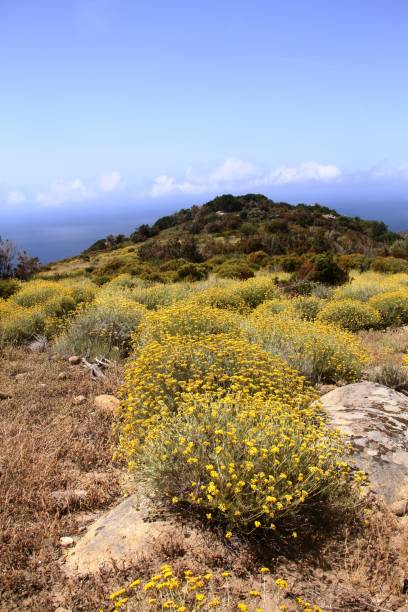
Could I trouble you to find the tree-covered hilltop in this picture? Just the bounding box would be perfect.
[87,194,399,259]
[39,194,408,283]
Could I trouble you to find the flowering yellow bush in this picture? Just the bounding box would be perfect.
[0,301,44,346]
[334,271,408,302]
[0,278,98,346]
[291,296,323,321]
[139,392,354,533]
[105,563,323,611]
[253,298,294,318]
[246,312,367,383]
[368,290,408,327]
[191,277,279,313]
[318,299,381,331]
[136,301,243,347]
[118,334,316,465]
[55,297,146,359]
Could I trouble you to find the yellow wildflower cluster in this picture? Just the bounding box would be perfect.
[117,333,317,464]
[189,276,278,313]
[135,301,243,348]
[334,271,408,302]
[0,278,95,346]
[246,311,367,383]
[138,392,352,531]
[104,563,323,611]
[317,298,381,332]
[368,289,408,327]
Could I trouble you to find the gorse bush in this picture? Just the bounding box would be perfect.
[368,290,408,327]
[118,334,316,465]
[139,392,355,534]
[246,312,367,383]
[136,301,243,347]
[318,299,381,331]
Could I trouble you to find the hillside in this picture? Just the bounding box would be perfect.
[40,194,406,282]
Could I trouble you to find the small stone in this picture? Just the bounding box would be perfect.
[73,395,86,405]
[389,500,408,517]
[94,394,120,411]
[60,536,74,547]
[58,372,67,380]
[15,372,27,381]
[69,355,81,365]
[0,391,11,400]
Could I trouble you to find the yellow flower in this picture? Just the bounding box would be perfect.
[259,566,270,573]
[275,577,289,590]
[225,530,233,539]
[109,588,126,600]
[237,604,248,611]
[249,589,261,597]
[196,593,205,601]
[254,520,261,528]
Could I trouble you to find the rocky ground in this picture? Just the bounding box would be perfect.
[1,348,408,611]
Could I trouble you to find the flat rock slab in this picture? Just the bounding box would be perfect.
[321,382,408,506]
[63,495,171,575]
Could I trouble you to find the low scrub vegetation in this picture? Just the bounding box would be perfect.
[246,311,367,383]
[317,298,381,332]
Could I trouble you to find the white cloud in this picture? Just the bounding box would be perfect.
[151,159,342,196]
[36,178,94,205]
[7,191,27,204]
[99,170,123,192]
[33,170,123,205]
[209,158,258,183]
[262,161,341,185]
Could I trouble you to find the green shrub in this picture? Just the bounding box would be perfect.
[369,290,408,327]
[371,256,408,273]
[215,260,255,280]
[318,299,381,331]
[0,278,21,299]
[299,254,349,286]
[292,296,323,321]
[55,299,146,359]
[175,262,208,282]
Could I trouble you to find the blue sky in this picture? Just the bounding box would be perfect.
[1,0,408,260]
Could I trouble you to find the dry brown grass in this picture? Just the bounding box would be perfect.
[0,348,407,611]
[0,347,123,610]
[359,325,408,367]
